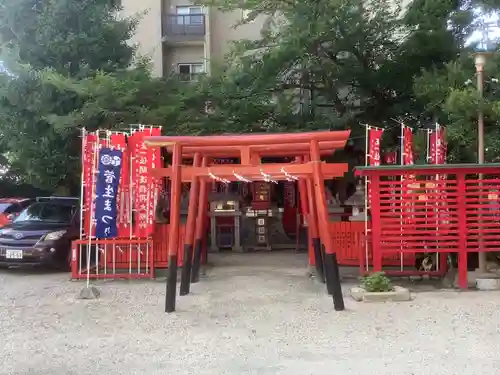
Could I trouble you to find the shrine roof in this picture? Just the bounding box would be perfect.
[355,163,500,176]
[144,130,351,148]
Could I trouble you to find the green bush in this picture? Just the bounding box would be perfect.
[361,272,393,292]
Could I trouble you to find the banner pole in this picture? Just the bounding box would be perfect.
[400,123,404,272]
[435,123,440,272]
[103,131,113,276]
[129,129,135,276]
[364,125,370,272]
[87,130,99,289]
[79,128,86,241]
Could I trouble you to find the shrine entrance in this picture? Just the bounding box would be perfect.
[145,131,350,313]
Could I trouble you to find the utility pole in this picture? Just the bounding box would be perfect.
[474,51,487,272]
[473,17,497,273]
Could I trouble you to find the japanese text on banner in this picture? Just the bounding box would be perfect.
[95,148,122,238]
[110,133,130,237]
[148,127,162,229]
[133,132,149,237]
[402,127,415,224]
[131,129,160,238]
[429,127,448,224]
[383,152,397,165]
[367,128,383,207]
[83,132,97,237]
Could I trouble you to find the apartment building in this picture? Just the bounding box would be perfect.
[121,0,268,78]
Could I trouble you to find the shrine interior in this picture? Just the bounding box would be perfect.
[155,151,363,255]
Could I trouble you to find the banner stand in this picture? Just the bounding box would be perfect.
[75,125,162,286]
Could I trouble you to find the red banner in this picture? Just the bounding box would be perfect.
[130,131,149,238]
[429,127,446,165]
[367,128,383,206]
[403,127,414,166]
[82,132,97,237]
[428,127,448,227]
[110,133,130,237]
[130,128,161,238]
[368,129,383,167]
[148,127,162,233]
[383,152,397,165]
[402,127,416,224]
[403,127,416,180]
[81,128,162,239]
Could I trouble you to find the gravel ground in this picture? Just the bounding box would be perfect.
[1,252,500,375]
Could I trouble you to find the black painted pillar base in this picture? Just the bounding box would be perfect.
[322,245,334,295]
[324,252,345,311]
[165,255,178,313]
[312,238,325,283]
[191,239,203,283]
[180,244,193,296]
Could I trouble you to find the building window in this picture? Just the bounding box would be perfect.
[178,63,205,81]
[176,6,203,25]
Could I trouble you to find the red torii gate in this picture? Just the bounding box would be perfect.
[145,130,350,313]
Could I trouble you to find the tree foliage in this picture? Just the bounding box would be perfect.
[413,2,500,162]
[188,0,467,149]
[0,0,137,192]
[0,0,194,193]
[1,0,499,191]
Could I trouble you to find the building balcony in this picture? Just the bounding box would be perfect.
[163,14,206,43]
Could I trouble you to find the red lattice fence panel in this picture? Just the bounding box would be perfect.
[373,175,458,276]
[330,221,415,270]
[465,177,500,253]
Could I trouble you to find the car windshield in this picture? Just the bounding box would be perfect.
[0,203,11,213]
[14,202,75,223]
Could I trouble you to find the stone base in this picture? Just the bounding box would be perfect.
[449,270,500,289]
[476,277,500,291]
[350,286,411,302]
[77,286,101,300]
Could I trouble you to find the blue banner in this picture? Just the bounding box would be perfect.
[94,148,122,238]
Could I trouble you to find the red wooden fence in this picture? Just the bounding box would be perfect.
[330,222,415,270]
[356,164,500,288]
[71,220,408,280]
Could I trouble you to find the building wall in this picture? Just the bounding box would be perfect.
[123,0,413,77]
[209,10,267,63]
[162,45,205,75]
[121,0,163,77]
[122,0,266,76]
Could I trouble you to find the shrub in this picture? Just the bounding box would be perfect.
[361,272,393,292]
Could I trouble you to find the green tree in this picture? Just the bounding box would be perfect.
[194,0,461,139]
[193,0,500,157]
[0,0,139,193]
[414,3,500,163]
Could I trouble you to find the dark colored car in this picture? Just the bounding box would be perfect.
[0,198,34,228]
[0,197,80,269]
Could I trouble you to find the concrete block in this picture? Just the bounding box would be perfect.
[77,286,101,300]
[453,271,499,289]
[476,277,500,291]
[349,286,411,302]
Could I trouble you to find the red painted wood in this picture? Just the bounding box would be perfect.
[144,130,351,147]
[357,164,500,287]
[153,223,185,267]
[329,221,415,268]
